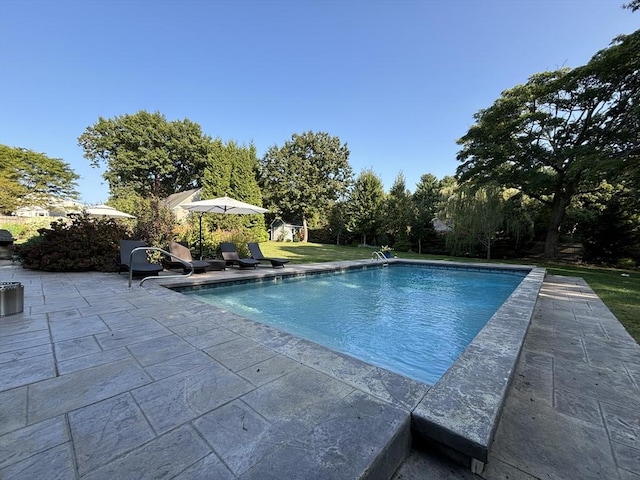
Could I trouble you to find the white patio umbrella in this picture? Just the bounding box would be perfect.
[181,196,268,258]
[85,204,136,219]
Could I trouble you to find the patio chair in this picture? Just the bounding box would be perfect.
[118,240,163,277]
[247,242,289,268]
[166,241,211,274]
[220,242,259,269]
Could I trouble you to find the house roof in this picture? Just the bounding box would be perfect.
[164,188,201,209]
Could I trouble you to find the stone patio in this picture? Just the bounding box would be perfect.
[1,261,638,479]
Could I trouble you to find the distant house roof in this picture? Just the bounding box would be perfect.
[164,188,201,210]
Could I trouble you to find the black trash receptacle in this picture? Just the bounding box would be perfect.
[0,282,24,317]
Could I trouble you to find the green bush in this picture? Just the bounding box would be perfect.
[17,214,131,271]
[617,258,636,270]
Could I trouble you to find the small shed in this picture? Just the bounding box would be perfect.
[270,218,303,242]
[164,188,202,222]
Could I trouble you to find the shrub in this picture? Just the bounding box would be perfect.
[17,214,131,271]
[617,258,636,270]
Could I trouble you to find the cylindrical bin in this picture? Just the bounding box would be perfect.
[0,282,24,317]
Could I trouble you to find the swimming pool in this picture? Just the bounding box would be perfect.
[180,264,527,384]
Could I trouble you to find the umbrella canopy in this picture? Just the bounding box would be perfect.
[85,204,136,219]
[180,196,268,258]
[181,196,268,215]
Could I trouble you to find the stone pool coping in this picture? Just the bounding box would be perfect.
[158,258,546,469]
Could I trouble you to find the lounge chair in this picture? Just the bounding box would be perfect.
[220,242,259,269]
[247,242,289,268]
[166,241,211,273]
[118,240,163,277]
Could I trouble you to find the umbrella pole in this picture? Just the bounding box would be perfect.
[199,214,203,260]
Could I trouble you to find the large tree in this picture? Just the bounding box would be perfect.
[347,169,386,246]
[411,173,442,254]
[456,30,639,259]
[384,173,413,251]
[78,111,211,198]
[0,145,79,214]
[259,131,352,242]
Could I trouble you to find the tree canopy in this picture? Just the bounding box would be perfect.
[259,131,353,241]
[346,169,385,245]
[456,30,640,259]
[0,145,79,214]
[78,111,211,198]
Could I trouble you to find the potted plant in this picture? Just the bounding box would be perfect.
[380,245,393,258]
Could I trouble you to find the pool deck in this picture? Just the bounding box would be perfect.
[1,260,639,479]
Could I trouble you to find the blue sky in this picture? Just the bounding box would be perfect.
[1,0,637,204]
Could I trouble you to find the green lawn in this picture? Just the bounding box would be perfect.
[258,241,640,344]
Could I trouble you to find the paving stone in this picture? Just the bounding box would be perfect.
[554,388,603,425]
[584,336,640,368]
[144,350,217,380]
[54,335,102,361]
[98,310,138,327]
[205,336,277,371]
[0,316,48,337]
[172,453,235,480]
[28,358,151,423]
[168,317,220,337]
[0,352,56,391]
[0,343,52,364]
[127,334,195,366]
[0,386,27,435]
[0,329,50,354]
[613,442,640,475]
[0,442,75,480]
[238,354,302,387]
[491,395,617,480]
[82,425,211,480]
[46,308,83,321]
[554,357,640,408]
[49,315,110,342]
[193,399,272,475]
[183,326,240,349]
[0,416,68,469]
[94,323,171,350]
[601,402,640,449]
[68,392,155,474]
[525,328,587,363]
[132,362,254,434]
[242,366,354,422]
[57,345,132,375]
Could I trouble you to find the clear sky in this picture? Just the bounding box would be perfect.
[0,0,637,204]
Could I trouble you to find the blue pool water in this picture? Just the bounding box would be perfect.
[183,265,526,384]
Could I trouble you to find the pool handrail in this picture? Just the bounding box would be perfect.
[128,246,194,288]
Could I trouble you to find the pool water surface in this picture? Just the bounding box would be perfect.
[182,265,526,384]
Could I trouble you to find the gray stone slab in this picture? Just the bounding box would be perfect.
[28,358,152,423]
[0,442,75,480]
[205,336,277,371]
[554,357,640,408]
[131,362,254,434]
[242,366,354,422]
[491,395,618,480]
[68,392,156,475]
[554,388,603,425]
[0,352,56,391]
[168,317,220,336]
[525,328,587,362]
[172,453,235,480]
[0,386,27,435]
[46,308,83,321]
[238,354,302,386]
[49,314,110,342]
[183,326,240,349]
[82,425,211,480]
[508,350,554,407]
[0,329,50,354]
[601,402,640,449]
[0,343,51,364]
[0,415,68,469]
[583,336,640,368]
[391,446,478,480]
[54,335,102,361]
[94,323,171,350]
[0,316,48,336]
[56,345,132,375]
[612,441,640,475]
[126,334,195,366]
[143,350,218,380]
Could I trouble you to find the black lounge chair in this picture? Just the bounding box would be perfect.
[220,242,259,269]
[166,241,211,273]
[118,240,163,277]
[247,242,289,268]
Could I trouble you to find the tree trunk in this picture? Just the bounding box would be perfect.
[418,238,422,254]
[302,217,309,243]
[544,193,571,260]
[486,237,491,260]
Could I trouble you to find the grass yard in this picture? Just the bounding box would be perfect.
[258,241,640,345]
